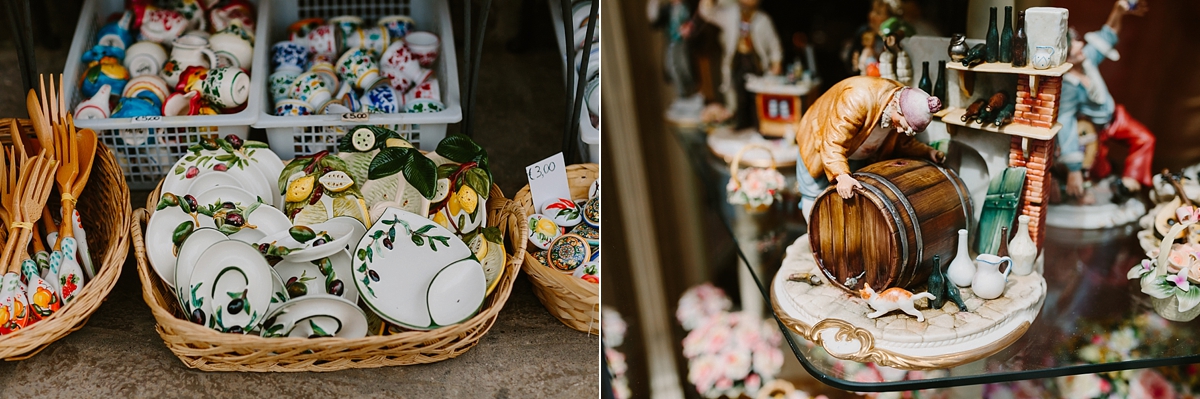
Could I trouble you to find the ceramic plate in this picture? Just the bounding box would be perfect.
[352,207,477,330]
[259,294,368,338]
[262,216,367,262]
[548,234,590,272]
[273,249,358,302]
[527,214,560,250]
[162,146,276,208]
[146,206,217,287]
[266,268,289,317]
[241,203,293,238]
[173,228,228,306]
[242,144,285,205]
[188,240,274,333]
[185,172,246,197]
[196,185,259,208]
[426,259,486,326]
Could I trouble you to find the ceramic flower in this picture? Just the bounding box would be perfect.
[602,306,627,348]
[744,373,762,396]
[752,343,784,376]
[1107,327,1139,359]
[1168,273,1190,291]
[727,167,786,209]
[1177,205,1200,224]
[722,349,753,380]
[1129,369,1176,399]
[676,283,732,331]
[688,355,719,394]
[1057,373,1104,399]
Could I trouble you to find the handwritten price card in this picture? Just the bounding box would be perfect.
[526,153,572,210]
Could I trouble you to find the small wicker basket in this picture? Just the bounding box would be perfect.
[514,163,599,334]
[132,183,528,371]
[0,118,132,360]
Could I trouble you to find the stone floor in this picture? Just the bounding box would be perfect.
[0,1,598,397]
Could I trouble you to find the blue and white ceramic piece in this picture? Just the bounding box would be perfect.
[96,13,135,50]
[271,41,309,73]
[275,99,314,116]
[360,83,399,114]
[377,15,415,42]
[269,70,300,103]
[111,96,162,118]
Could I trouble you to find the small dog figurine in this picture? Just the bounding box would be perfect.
[860,284,935,322]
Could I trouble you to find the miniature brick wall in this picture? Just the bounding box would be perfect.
[1014,75,1063,129]
[1008,136,1054,249]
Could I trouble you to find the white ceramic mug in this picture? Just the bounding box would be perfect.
[405,32,440,68]
[201,67,251,109]
[288,72,333,109]
[124,41,168,78]
[269,70,300,103]
[210,31,255,71]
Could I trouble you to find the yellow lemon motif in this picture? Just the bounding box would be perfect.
[536,218,558,237]
[386,138,414,148]
[286,175,316,202]
[447,190,462,216]
[432,210,450,229]
[33,288,51,308]
[457,185,478,214]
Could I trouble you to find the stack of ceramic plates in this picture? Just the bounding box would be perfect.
[526,181,600,284]
[147,134,497,336]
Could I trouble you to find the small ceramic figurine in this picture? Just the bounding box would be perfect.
[854,31,879,77]
[648,0,703,113]
[792,76,943,221]
[1052,0,1155,210]
[860,283,934,322]
[697,0,783,129]
[971,254,1013,300]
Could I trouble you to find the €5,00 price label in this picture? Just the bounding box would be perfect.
[526,153,571,211]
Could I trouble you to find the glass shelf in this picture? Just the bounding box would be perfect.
[672,123,1200,392]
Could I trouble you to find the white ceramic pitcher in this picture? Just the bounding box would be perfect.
[161,35,217,88]
[971,254,1013,300]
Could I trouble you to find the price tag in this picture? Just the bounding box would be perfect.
[526,153,571,212]
[131,115,162,123]
[340,112,370,122]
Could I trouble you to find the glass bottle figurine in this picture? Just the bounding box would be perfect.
[918,61,932,94]
[928,255,946,309]
[986,7,999,63]
[1000,6,1014,63]
[933,60,947,101]
[996,226,1009,257]
[1012,11,1028,67]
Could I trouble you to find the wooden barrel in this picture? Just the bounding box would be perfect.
[809,158,971,294]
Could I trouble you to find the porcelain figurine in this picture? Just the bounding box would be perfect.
[791,76,943,221]
[879,18,914,85]
[163,90,203,116]
[926,255,947,309]
[854,31,879,77]
[696,0,782,129]
[1051,0,1155,211]
[947,229,974,287]
[860,284,934,322]
[971,254,1012,300]
[947,33,968,62]
[74,84,113,119]
[1009,215,1037,275]
[648,0,703,114]
[97,12,135,49]
[161,35,216,88]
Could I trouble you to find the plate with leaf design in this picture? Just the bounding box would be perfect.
[162,136,276,207]
[265,268,290,318]
[273,249,358,302]
[352,207,478,330]
[189,240,274,333]
[146,204,217,288]
[174,228,228,306]
[259,294,368,339]
[184,172,246,198]
[257,216,366,263]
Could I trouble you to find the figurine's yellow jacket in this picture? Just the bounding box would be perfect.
[796,76,936,181]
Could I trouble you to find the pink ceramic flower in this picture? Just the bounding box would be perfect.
[1057,373,1103,399]
[1167,245,1193,273]
[1188,261,1200,283]
[752,343,784,376]
[1129,369,1175,399]
[1176,205,1200,224]
[722,349,752,380]
[1168,273,1190,291]
[704,325,731,355]
[744,373,762,396]
[688,355,719,394]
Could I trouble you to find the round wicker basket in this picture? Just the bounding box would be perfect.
[132,183,527,372]
[514,163,599,334]
[0,118,132,360]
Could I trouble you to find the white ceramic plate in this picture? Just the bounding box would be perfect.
[242,145,285,205]
[146,206,217,288]
[352,207,477,330]
[189,240,274,333]
[426,259,486,326]
[174,228,228,307]
[162,148,276,207]
[185,172,246,199]
[272,249,358,302]
[259,294,368,339]
[195,186,259,209]
[263,216,367,262]
[243,203,292,237]
[266,268,289,317]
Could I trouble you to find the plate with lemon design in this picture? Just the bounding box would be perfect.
[279,151,371,226]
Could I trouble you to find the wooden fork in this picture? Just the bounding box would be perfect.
[53,123,78,249]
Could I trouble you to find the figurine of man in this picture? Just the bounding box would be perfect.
[795,76,944,220]
[697,0,783,129]
[648,0,702,111]
[1056,0,1154,203]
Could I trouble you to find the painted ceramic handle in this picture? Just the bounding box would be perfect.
[999,256,1013,278]
[202,49,219,69]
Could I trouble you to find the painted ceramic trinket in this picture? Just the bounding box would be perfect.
[528,214,560,250]
[548,234,590,272]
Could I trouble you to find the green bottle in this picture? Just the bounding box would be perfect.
[933,61,947,101]
[928,255,947,309]
[1000,6,1014,63]
[918,62,932,94]
[986,7,999,63]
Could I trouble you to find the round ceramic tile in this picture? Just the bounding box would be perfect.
[352,207,475,330]
[532,250,549,267]
[273,249,358,302]
[569,223,599,246]
[583,197,599,227]
[527,214,560,250]
[188,240,274,333]
[426,259,486,326]
[548,234,590,272]
[146,205,217,288]
[542,198,582,228]
[259,294,368,338]
[174,228,229,308]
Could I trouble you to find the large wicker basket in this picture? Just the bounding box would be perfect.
[0,118,132,360]
[132,183,528,371]
[514,163,599,334]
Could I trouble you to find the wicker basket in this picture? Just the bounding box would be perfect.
[132,183,527,371]
[514,163,600,334]
[0,118,132,360]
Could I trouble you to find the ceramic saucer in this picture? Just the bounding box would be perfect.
[173,228,228,306]
[189,240,274,333]
[240,203,292,238]
[259,294,368,338]
[259,216,366,262]
[266,268,289,317]
[427,259,486,326]
[146,206,217,287]
[547,234,590,272]
[273,249,358,302]
[353,207,480,330]
[527,214,561,250]
[185,172,246,197]
[583,197,599,227]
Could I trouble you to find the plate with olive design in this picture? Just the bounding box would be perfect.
[161,136,276,207]
[273,249,358,302]
[256,216,366,263]
[174,228,229,308]
[352,207,482,330]
[146,201,217,287]
[259,294,368,339]
[188,240,274,333]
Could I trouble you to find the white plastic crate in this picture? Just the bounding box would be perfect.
[62,0,269,190]
[252,0,462,159]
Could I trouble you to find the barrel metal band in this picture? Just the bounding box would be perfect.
[858,171,922,286]
[930,163,972,227]
[853,175,909,284]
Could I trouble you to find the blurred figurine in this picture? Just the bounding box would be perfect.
[879,18,915,85]
[648,0,704,116]
[844,0,898,75]
[787,32,819,85]
[698,0,783,129]
[794,76,944,221]
[1054,0,1154,205]
[853,31,880,77]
